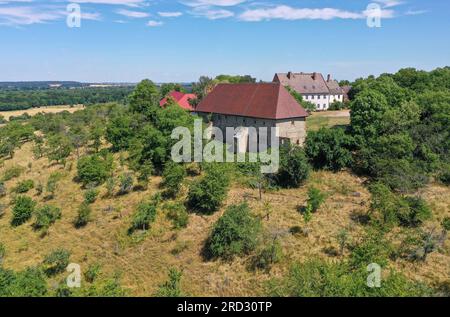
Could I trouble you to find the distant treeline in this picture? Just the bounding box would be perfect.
[0,86,134,111]
[0,81,87,90]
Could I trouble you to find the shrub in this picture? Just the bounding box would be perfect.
[276,144,310,188]
[154,268,183,297]
[442,217,450,231]
[0,182,6,197]
[33,205,62,233]
[438,165,450,185]
[105,177,116,197]
[349,230,391,269]
[329,101,346,110]
[77,154,113,186]
[11,195,36,226]
[46,172,62,199]
[267,259,430,297]
[306,187,326,213]
[118,172,134,195]
[0,243,5,263]
[161,163,186,198]
[74,203,91,228]
[35,182,43,196]
[398,196,432,227]
[130,201,157,232]
[2,166,24,181]
[164,202,189,229]
[251,239,283,272]
[84,188,99,204]
[305,128,353,171]
[13,179,35,193]
[187,165,230,214]
[84,263,101,283]
[205,203,262,260]
[43,249,70,276]
[0,267,48,297]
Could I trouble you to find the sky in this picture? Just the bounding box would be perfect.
[0,0,449,83]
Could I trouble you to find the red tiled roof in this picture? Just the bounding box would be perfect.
[195,83,309,120]
[160,91,197,111]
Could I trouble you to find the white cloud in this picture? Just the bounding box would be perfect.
[184,0,246,7]
[190,7,234,19]
[404,9,428,16]
[69,0,146,7]
[239,6,363,22]
[0,6,61,25]
[147,20,163,26]
[374,0,405,8]
[116,9,149,18]
[158,11,183,18]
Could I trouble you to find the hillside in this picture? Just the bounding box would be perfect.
[0,111,448,296]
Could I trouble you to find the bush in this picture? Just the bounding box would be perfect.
[187,165,230,214]
[33,205,62,233]
[276,144,310,188]
[43,249,70,276]
[130,201,157,232]
[84,188,99,204]
[164,202,189,229]
[306,187,326,213]
[0,267,48,297]
[77,154,113,187]
[11,195,36,226]
[161,163,186,198]
[267,258,430,297]
[1,166,24,181]
[118,172,134,195]
[154,268,183,297]
[328,101,346,110]
[442,217,450,231]
[349,230,391,269]
[35,182,43,196]
[74,203,91,228]
[205,203,262,260]
[84,263,101,283]
[251,239,283,272]
[46,172,62,199]
[305,128,353,171]
[13,179,35,193]
[398,196,432,227]
[438,165,450,185]
[0,243,5,263]
[0,182,6,197]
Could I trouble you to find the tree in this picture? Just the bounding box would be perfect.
[276,144,310,188]
[305,127,353,171]
[161,163,186,198]
[285,85,316,112]
[160,83,186,97]
[129,201,157,232]
[105,114,134,151]
[77,154,113,187]
[33,205,62,234]
[204,203,262,260]
[11,196,36,227]
[45,133,73,166]
[187,165,230,214]
[128,79,160,114]
[306,187,326,213]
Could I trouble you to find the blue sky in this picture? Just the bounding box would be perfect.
[0,0,448,83]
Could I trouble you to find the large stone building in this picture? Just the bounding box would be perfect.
[195,83,309,153]
[273,72,344,110]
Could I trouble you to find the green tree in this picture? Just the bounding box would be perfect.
[161,163,186,198]
[11,196,36,227]
[77,154,113,186]
[276,144,310,188]
[205,203,262,260]
[129,79,160,114]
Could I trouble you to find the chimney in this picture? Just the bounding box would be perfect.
[287,71,293,79]
[327,74,331,82]
[312,72,317,80]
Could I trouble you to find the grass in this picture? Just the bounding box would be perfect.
[0,105,85,121]
[307,110,350,132]
[0,135,448,296]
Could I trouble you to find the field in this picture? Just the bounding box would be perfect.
[306,110,350,131]
[0,105,85,121]
[0,110,448,297]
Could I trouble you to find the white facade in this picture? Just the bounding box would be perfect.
[302,93,343,111]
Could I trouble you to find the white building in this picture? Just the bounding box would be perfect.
[273,72,344,111]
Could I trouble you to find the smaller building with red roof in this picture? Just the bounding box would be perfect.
[160,91,197,111]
